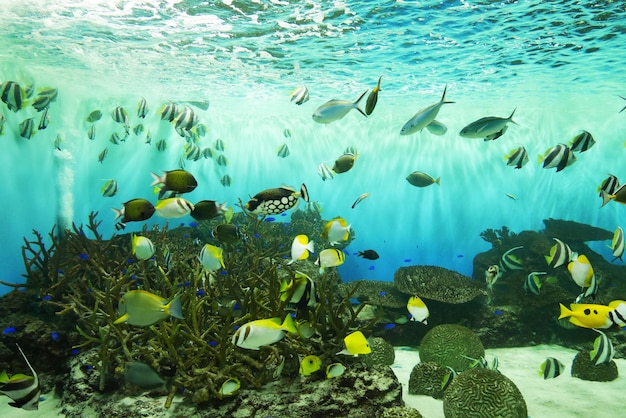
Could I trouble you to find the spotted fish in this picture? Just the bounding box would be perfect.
[246,184,309,215]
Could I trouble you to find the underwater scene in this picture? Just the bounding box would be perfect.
[1,0,626,417]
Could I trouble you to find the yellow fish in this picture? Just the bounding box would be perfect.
[567,253,594,288]
[323,218,351,245]
[131,234,155,261]
[199,244,225,271]
[299,355,322,376]
[558,300,626,329]
[155,197,194,219]
[337,331,371,356]
[114,290,183,327]
[407,295,429,324]
[315,248,346,273]
[232,315,297,350]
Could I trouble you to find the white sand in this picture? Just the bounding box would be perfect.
[3,344,623,417]
[392,345,626,418]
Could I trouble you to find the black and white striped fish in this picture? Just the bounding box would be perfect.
[246,184,309,215]
[611,226,624,262]
[574,269,598,303]
[137,97,149,118]
[0,81,25,112]
[111,106,129,128]
[569,130,596,153]
[290,85,309,105]
[505,146,529,169]
[161,102,177,121]
[500,246,523,272]
[590,329,614,366]
[174,106,198,131]
[0,344,41,410]
[539,144,576,172]
[545,238,572,269]
[539,357,564,379]
[19,118,36,139]
[598,174,619,199]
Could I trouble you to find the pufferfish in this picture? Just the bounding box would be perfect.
[246,184,309,215]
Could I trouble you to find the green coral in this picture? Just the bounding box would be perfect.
[419,324,484,372]
[362,337,395,367]
[408,361,448,399]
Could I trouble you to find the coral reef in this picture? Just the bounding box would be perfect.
[338,280,407,308]
[362,337,395,367]
[570,350,619,382]
[443,368,527,418]
[418,324,485,372]
[408,361,447,399]
[542,218,613,242]
[394,266,486,304]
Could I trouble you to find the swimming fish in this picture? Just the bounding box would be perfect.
[312,90,368,123]
[323,218,351,245]
[156,139,167,152]
[290,85,309,105]
[111,106,130,130]
[590,329,614,366]
[38,107,50,130]
[101,179,118,198]
[112,198,156,224]
[123,361,166,390]
[332,153,357,174]
[523,272,546,296]
[598,174,619,198]
[214,138,225,151]
[357,250,379,260]
[0,81,26,112]
[216,155,228,167]
[538,144,576,172]
[218,378,240,398]
[459,108,517,139]
[151,169,198,194]
[160,102,178,121]
[132,234,155,261]
[280,272,317,308]
[601,183,626,207]
[137,97,149,118]
[539,357,564,379]
[174,106,198,131]
[351,192,370,209]
[407,295,429,324]
[315,248,346,273]
[86,110,102,123]
[19,118,36,139]
[232,315,297,350]
[190,200,228,221]
[406,171,440,188]
[336,331,371,356]
[545,238,572,268]
[485,265,502,291]
[276,143,290,158]
[499,246,523,272]
[611,226,624,262]
[558,300,626,329]
[365,76,382,116]
[155,198,194,219]
[325,363,346,379]
[568,253,594,288]
[246,184,309,215]
[199,244,225,271]
[299,355,322,376]
[317,162,335,181]
[184,142,201,161]
[425,120,448,135]
[574,268,598,303]
[212,224,241,244]
[0,344,40,410]
[220,175,232,187]
[505,146,529,169]
[569,130,595,152]
[400,85,453,135]
[114,290,183,327]
[87,124,96,140]
[31,87,58,111]
[289,235,314,264]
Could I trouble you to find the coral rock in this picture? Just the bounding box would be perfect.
[362,337,395,367]
[408,361,448,399]
[419,324,485,372]
[394,265,485,303]
[571,349,618,382]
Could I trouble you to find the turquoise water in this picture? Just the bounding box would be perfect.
[1,0,626,294]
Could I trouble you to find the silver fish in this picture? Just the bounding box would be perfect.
[459,108,517,139]
[400,85,453,135]
[312,90,368,123]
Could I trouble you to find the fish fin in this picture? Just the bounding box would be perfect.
[300,183,309,202]
[282,314,298,334]
[440,84,455,104]
[150,172,163,187]
[600,190,613,207]
[354,90,369,118]
[166,293,184,320]
[434,177,441,186]
[558,303,572,320]
[113,313,129,324]
[112,207,123,221]
[508,108,518,125]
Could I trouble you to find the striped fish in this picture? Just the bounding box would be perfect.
[590,329,614,366]
[276,143,290,158]
[156,139,167,152]
[545,238,572,268]
[608,301,626,328]
[174,106,198,131]
[539,357,564,379]
[500,246,523,272]
[111,106,129,127]
[569,130,595,153]
[98,148,108,163]
[290,85,309,106]
[317,162,334,181]
[539,144,576,172]
[214,138,225,151]
[601,183,626,207]
[505,146,529,169]
[574,269,598,303]
[31,88,58,112]
[160,102,177,121]
[19,118,36,139]
[611,226,624,262]
[598,174,619,198]
[137,97,149,118]
[101,179,118,197]
[0,344,40,410]
[523,272,546,296]
[0,81,25,112]
[38,107,50,130]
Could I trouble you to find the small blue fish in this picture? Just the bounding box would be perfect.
[3,327,17,335]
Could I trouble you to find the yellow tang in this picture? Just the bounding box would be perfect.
[114,290,183,327]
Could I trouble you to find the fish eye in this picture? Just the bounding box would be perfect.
[584,308,591,315]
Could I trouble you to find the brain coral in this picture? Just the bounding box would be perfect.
[419,324,484,372]
[394,265,485,303]
[443,368,527,418]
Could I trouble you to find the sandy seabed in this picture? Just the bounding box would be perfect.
[1,344,624,418]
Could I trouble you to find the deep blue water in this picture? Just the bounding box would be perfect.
[1,0,626,294]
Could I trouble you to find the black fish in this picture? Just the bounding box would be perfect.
[357,250,379,260]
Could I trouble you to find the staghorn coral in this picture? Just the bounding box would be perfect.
[443,368,527,418]
[418,324,484,372]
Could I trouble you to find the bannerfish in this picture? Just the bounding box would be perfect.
[545,238,572,268]
[221,175,233,187]
[87,124,96,140]
[280,272,317,308]
[155,198,194,219]
[132,234,155,261]
[38,107,50,130]
[459,108,517,139]
[538,144,576,172]
[612,226,625,262]
[124,361,166,390]
[523,272,546,296]
[332,153,357,174]
[246,184,309,215]
[299,355,322,377]
[290,85,309,105]
[0,344,41,410]
[0,81,26,112]
[406,171,440,188]
[365,76,382,116]
[111,106,130,130]
[312,90,368,123]
[137,97,149,118]
[112,199,156,223]
[357,250,379,260]
[191,200,228,221]
[574,269,598,303]
[539,357,564,379]
[289,235,314,264]
[315,248,346,273]
[558,300,626,329]
[101,179,118,198]
[160,102,178,121]
[569,130,595,153]
[323,218,351,245]
[400,85,453,135]
[598,174,619,198]
[32,87,58,111]
[336,331,371,356]
[114,290,183,327]
[407,295,429,324]
[174,106,198,131]
[199,244,225,271]
[505,146,529,169]
[232,315,297,350]
[500,246,523,272]
[19,118,36,139]
[276,143,290,158]
[151,169,197,194]
[590,329,614,366]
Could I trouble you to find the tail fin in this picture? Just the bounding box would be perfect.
[600,190,613,207]
[282,313,297,334]
[354,90,369,117]
[166,293,184,320]
[558,303,572,320]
